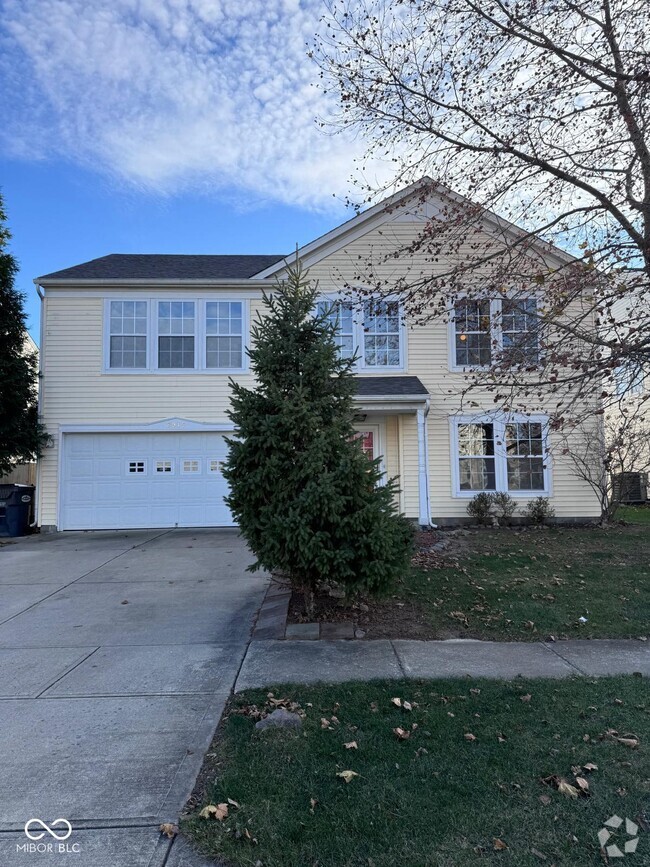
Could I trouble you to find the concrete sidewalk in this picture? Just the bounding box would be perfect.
[235,638,650,691]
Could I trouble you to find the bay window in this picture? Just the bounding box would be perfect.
[452,416,549,495]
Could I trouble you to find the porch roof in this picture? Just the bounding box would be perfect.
[353,376,429,399]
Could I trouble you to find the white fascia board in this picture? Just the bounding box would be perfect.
[353,393,429,403]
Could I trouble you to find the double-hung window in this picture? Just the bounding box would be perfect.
[363,301,401,367]
[158,301,195,369]
[206,302,243,369]
[108,301,148,369]
[106,298,248,372]
[317,301,356,360]
[453,416,549,495]
[317,298,403,369]
[614,362,645,397]
[452,297,539,368]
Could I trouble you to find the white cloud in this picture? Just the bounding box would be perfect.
[0,0,369,209]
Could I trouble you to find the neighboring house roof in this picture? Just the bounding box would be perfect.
[37,253,286,282]
[354,376,428,397]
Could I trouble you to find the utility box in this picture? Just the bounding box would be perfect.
[0,484,35,537]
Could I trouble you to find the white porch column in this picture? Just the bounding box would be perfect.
[416,407,429,527]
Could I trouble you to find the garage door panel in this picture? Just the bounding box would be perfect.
[61,432,234,530]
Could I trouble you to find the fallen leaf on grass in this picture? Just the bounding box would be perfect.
[531,847,547,860]
[464,733,477,742]
[574,776,590,794]
[582,762,598,772]
[493,838,508,851]
[496,732,507,743]
[539,794,552,806]
[391,697,402,708]
[344,741,358,750]
[336,770,359,783]
[393,727,410,740]
[309,797,318,814]
[199,803,229,821]
[558,780,580,799]
[520,694,532,703]
[227,798,241,808]
[159,823,178,839]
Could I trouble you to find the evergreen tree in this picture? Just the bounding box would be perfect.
[0,193,47,475]
[224,263,413,602]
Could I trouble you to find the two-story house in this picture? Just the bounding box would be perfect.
[33,179,601,531]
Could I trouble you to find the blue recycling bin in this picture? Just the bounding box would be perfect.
[0,484,35,537]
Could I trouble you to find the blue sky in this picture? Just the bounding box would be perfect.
[0,0,385,340]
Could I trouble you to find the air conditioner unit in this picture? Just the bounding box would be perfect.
[612,472,648,504]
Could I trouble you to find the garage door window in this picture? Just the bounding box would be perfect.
[155,460,173,473]
[158,302,195,369]
[128,461,146,474]
[182,459,200,473]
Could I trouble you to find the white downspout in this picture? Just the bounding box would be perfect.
[417,400,433,528]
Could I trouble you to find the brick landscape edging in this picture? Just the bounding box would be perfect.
[252,577,357,641]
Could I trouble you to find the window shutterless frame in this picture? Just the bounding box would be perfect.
[103,298,249,374]
[316,296,407,371]
[448,295,541,372]
[449,414,551,497]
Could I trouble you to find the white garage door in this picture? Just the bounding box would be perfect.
[60,432,234,530]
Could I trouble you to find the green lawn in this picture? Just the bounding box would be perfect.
[403,524,650,640]
[618,505,650,525]
[183,677,650,866]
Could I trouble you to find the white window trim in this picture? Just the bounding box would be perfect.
[103,298,249,375]
[447,295,541,373]
[181,458,201,474]
[449,413,552,498]
[352,421,387,483]
[317,295,407,372]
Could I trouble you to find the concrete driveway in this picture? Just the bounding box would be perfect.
[0,529,268,866]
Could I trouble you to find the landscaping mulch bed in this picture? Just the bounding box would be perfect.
[286,528,463,640]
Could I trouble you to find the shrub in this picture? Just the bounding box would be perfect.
[524,496,556,524]
[466,492,496,524]
[223,262,414,605]
[492,492,518,522]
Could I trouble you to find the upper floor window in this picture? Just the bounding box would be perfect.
[317,298,404,370]
[109,301,147,369]
[363,301,401,367]
[318,301,355,360]
[614,362,645,397]
[452,297,539,369]
[206,301,243,369]
[105,298,247,373]
[158,302,195,369]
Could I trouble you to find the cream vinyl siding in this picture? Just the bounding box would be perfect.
[39,203,602,525]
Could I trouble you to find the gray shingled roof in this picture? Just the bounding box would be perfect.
[354,376,428,397]
[37,253,286,282]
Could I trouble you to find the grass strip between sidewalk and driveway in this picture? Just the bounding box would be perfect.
[183,676,650,866]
